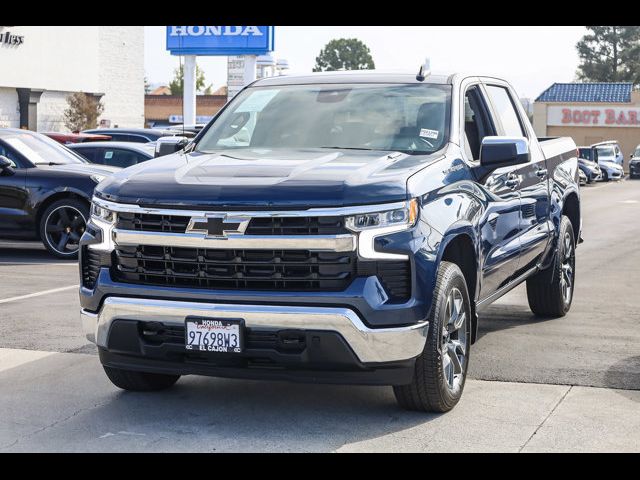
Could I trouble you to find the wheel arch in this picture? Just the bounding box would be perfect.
[35,189,91,238]
[437,226,479,343]
[562,191,580,242]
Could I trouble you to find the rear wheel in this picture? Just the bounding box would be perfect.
[393,261,471,413]
[526,216,575,317]
[103,366,180,391]
[39,198,88,259]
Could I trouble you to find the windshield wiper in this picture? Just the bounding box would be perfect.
[35,162,66,166]
[319,146,378,151]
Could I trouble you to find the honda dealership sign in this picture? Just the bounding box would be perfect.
[166,26,274,56]
[547,105,640,127]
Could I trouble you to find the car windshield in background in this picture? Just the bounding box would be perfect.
[3,131,88,165]
[634,147,640,157]
[196,83,451,155]
[595,146,615,160]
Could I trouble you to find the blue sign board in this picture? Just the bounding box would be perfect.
[166,26,274,56]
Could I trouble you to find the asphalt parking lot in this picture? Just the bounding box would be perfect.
[1,179,639,452]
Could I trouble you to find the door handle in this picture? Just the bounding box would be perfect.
[505,174,520,189]
[536,168,548,178]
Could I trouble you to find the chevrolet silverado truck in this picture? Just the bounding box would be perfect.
[79,71,581,412]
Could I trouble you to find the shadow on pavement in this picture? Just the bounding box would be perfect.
[0,244,76,264]
[476,303,557,341]
[0,353,441,452]
[604,356,640,393]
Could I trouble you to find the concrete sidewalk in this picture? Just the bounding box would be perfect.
[0,347,638,452]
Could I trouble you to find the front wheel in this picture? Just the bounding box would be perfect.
[39,198,89,259]
[601,170,609,182]
[393,261,471,413]
[526,215,575,317]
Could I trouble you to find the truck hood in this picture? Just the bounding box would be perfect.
[96,147,444,208]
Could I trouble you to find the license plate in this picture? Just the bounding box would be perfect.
[185,317,243,354]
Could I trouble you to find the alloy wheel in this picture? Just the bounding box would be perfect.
[442,287,468,393]
[44,206,86,255]
[560,231,575,306]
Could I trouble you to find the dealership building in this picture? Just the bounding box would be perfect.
[533,82,640,160]
[0,26,144,131]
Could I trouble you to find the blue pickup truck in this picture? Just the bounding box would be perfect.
[79,71,580,412]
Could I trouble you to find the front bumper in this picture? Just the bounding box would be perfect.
[82,296,428,382]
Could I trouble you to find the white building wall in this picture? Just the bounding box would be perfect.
[37,91,69,132]
[0,88,19,128]
[0,26,144,131]
[98,26,145,128]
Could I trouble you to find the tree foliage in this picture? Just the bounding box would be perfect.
[313,38,375,72]
[169,63,206,95]
[576,26,640,83]
[63,92,104,132]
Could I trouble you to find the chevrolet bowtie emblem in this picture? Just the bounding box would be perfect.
[186,215,250,238]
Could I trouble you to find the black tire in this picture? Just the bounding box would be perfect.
[526,215,575,317]
[601,170,609,182]
[393,261,472,413]
[103,365,180,391]
[39,198,89,259]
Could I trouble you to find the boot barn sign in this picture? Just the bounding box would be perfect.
[547,105,640,127]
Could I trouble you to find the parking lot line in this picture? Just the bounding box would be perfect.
[0,285,78,305]
[0,262,77,266]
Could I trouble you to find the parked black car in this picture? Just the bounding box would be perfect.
[630,144,640,179]
[68,141,155,168]
[0,129,119,258]
[577,156,602,184]
[81,128,195,144]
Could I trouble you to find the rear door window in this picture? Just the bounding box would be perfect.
[101,148,147,167]
[73,147,98,163]
[484,85,526,137]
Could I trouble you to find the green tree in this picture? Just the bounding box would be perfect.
[169,63,206,95]
[63,92,104,132]
[576,26,640,83]
[313,38,375,72]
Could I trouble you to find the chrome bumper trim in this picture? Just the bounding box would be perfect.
[81,297,428,363]
[112,229,356,252]
[92,197,408,218]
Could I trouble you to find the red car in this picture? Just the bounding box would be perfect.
[41,132,111,144]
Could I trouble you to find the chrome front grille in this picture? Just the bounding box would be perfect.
[113,245,357,291]
[115,212,348,236]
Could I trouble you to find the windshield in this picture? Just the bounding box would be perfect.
[634,147,640,157]
[3,131,88,166]
[595,146,615,160]
[196,83,451,155]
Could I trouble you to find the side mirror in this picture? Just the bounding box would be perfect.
[480,137,530,168]
[630,153,634,159]
[155,136,189,157]
[0,155,16,175]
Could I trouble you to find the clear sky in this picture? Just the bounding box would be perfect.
[144,26,587,100]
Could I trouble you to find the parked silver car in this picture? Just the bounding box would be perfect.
[578,143,624,181]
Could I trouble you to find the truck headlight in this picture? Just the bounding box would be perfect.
[346,198,419,232]
[91,202,115,224]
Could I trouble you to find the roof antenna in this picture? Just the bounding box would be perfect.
[416,57,431,82]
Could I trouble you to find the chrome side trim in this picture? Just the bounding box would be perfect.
[112,229,356,252]
[81,297,429,363]
[93,196,409,219]
[476,265,539,310]
[358,224,411,260]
